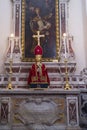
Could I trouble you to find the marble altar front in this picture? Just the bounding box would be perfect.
[0,89,81,130]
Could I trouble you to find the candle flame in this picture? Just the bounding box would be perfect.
[63,33,67,37]
[10,33,14,37]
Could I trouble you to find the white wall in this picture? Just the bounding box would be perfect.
[0,0,12,73]
[68,0,86,73]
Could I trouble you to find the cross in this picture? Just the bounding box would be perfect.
[33,31,45,45]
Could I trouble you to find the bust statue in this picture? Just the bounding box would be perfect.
[28,45,50,88]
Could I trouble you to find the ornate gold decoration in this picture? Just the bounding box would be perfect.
[55,0,60,61]
[64,59,71,90]
[7,59,13,89]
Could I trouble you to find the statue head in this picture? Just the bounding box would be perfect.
[34,45,43,62]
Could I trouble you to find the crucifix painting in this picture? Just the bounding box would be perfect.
[21,0,59,61]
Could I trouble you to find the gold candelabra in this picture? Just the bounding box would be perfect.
[64,59,71,90]
[7,59,13,89]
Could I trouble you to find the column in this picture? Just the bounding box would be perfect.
[11,0,21,37]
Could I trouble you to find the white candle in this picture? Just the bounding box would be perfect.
[10,33,14,59]
[63,33,67,58]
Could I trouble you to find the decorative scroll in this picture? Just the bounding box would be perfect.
[21,0,59,62]
[69,101,77,123]
[67,96,79,126]
[0,98,10,125]
[13,97,65,126]
[1,102,8,123]
[80,94,87,126]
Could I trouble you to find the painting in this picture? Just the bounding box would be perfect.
[21,0,59,62]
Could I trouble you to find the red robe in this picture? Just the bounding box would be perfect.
[28,63,50,85]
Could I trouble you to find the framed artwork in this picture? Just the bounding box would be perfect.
[21,0,59,62]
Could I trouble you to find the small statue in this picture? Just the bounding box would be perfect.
[28,45,50,88]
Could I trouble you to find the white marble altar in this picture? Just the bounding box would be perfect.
[0,89,81,130]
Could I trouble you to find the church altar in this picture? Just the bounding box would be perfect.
[0,0,87,130]
[0,60,86,130]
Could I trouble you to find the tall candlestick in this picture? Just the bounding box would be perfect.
[63,33,71,90]
[10,39,12,59]
[7,59,13,89]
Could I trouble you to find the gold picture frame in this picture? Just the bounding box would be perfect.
[21,0,59,62]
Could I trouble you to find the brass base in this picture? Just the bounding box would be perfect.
[64,82,71,90]
[64,59,71,90]
[7,83,13,89]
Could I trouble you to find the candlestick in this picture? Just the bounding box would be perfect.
[10,39,12,59]
[64,59,71,90]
